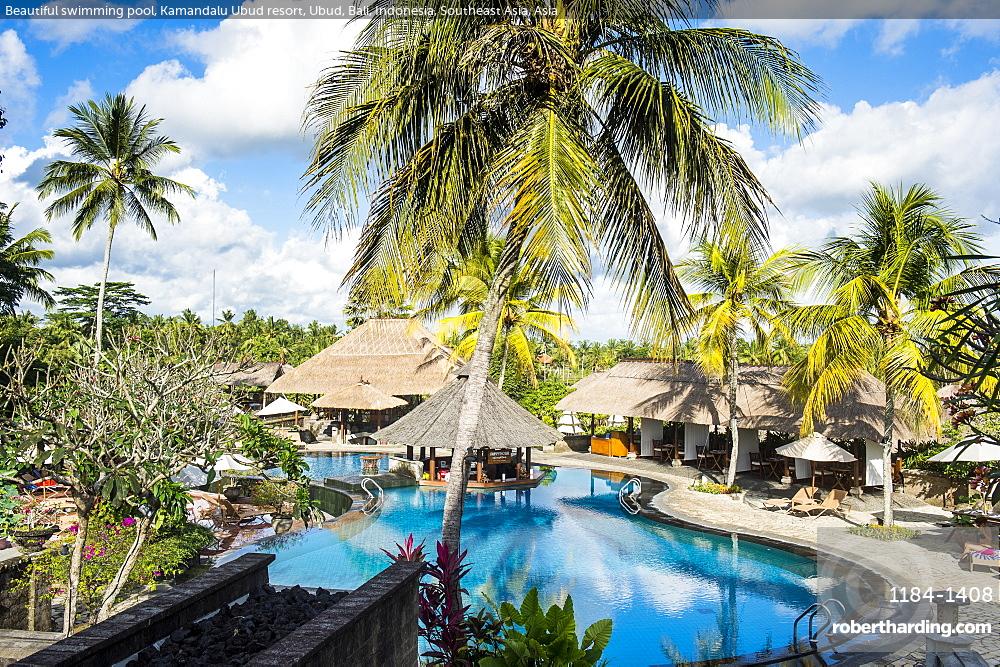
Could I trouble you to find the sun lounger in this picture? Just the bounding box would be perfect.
[190,491,269,526]
[790,490,848,519]
[966,547,1000,573]
[762,486,818,511]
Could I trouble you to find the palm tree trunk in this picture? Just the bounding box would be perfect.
[726,337,740,488]
[92,222,115,366]
[497,331,510,390]
[882,387,895,527]
[440,262,516,554]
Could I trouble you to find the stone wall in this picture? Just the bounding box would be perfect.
[904,469,964,508]
[0,557,50,632]
[13,553,274,667]
[248,561,424,667]
[308,483,354,518]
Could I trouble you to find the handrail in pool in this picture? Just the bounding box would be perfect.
[618,477,642,515]
[361,476,384,515]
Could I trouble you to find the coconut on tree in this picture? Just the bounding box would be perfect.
[37,93,193,364]
[303,3,821,550]
[680,233,801,487]
[786,182,986,527]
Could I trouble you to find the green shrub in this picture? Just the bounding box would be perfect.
[848,524,919,541]
[479,588,612,667]
[251,479,301,516]
[690,482,742,495]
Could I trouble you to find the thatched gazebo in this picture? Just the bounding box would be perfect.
[311,381,407,441]
[212,361,293,407]
[556,360,923,486]
[373,372,562,489]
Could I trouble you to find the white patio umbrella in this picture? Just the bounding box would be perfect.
[255,397,307,417]
[776,432,856,487]
[171,454,255,489]
[928,441,1000,462]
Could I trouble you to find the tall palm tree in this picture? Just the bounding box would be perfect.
[37,93,193,364]
[303,4,820,550]
[680,235,800,486]
[786,183,984,526]
[0,204,55,314]
[422,235,578,389]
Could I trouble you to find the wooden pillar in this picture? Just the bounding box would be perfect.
[419,446,426,461]
[526,446,532,468]
[627,416,634,453]
[406,445,414,461]
[339,409,346,443]
[477,459,483,483]
[429,457,436,480]
[590,414,595,436]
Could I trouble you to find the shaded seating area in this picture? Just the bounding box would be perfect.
[374,371,561,490]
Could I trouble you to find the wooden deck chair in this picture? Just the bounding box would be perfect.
[791,489,849,519]
[967,548,1000,573]
[762,486,817,511]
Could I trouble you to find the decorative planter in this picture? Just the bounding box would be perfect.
[271,515,293,534]
[729,492,746,503]
[10,526,58,552]
[0,537,12,550]
[222,487,241,502]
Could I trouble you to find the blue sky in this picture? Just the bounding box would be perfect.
[2,16,1000,337]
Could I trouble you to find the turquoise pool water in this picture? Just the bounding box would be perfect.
[254,454,817,665]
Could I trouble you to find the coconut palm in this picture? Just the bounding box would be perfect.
[37,93,193,364]
[422,235,578,389]
[0,204,55,314]
[303,4,820,550]
[786,183,985,526]
[680,235,801,486]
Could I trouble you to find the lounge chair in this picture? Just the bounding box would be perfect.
[967,548,1000,573]
[790,490,849,519]
[19,473,69,499]
[190,491,269,526]
[762,486,818,511]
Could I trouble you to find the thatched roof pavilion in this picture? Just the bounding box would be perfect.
[212,361,293,389]
[264,319,457,398]
[556,360,921,442]
[311,382,407,411]
[373,373,562,451]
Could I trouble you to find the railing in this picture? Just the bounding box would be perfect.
[361,477,384,515]
[792,599,846,654]
[618,477,642,515]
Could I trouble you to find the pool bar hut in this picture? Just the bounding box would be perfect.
[556,360,921,488]
[263,319,459,442]
[373,372,563,490]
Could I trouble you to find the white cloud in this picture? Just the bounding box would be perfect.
[0,29,41,129]
[874,19,921,55]
[0,137,358,326]
[125,18,362,159]
[29,2,141,50]
[43,79,94,129]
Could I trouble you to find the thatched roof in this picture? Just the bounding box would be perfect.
[556,360,924,442]
[212,362,293,389]
[311,382,407,411]
[265,319,458,397]
[372,373,562,449]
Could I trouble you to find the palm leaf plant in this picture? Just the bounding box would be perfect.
[422,234,579,389]
[0,203,55,314]
[786,182,988,526]
[37,93,193,364]
[303,2,821,549]
[680,234,801,486]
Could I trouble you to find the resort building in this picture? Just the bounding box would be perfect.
[556,360,921,487]
[263,318,459,441]
[212,361,294,408]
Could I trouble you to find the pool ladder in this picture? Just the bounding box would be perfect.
[792,599,846,654]
[361,477,384,515]
[618,477,642,515]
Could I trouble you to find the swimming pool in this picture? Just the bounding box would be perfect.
[254,454,817,664]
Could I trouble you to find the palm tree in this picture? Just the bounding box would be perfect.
[680,235,800,486]
[0,204,55,314]
[37,93,193,364]
[422,235,578,389]
[786,183,984,526]
[303,5,820,550]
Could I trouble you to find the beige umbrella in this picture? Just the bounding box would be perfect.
[928,441,1000,462]
[776,432,856,487]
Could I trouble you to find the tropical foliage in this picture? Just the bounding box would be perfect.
[680,235,801,485]
[304,0,820,550]
[0,204,54,315]
[37,93,193,361]
[424,235,578,388]
[785,183,987,525]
